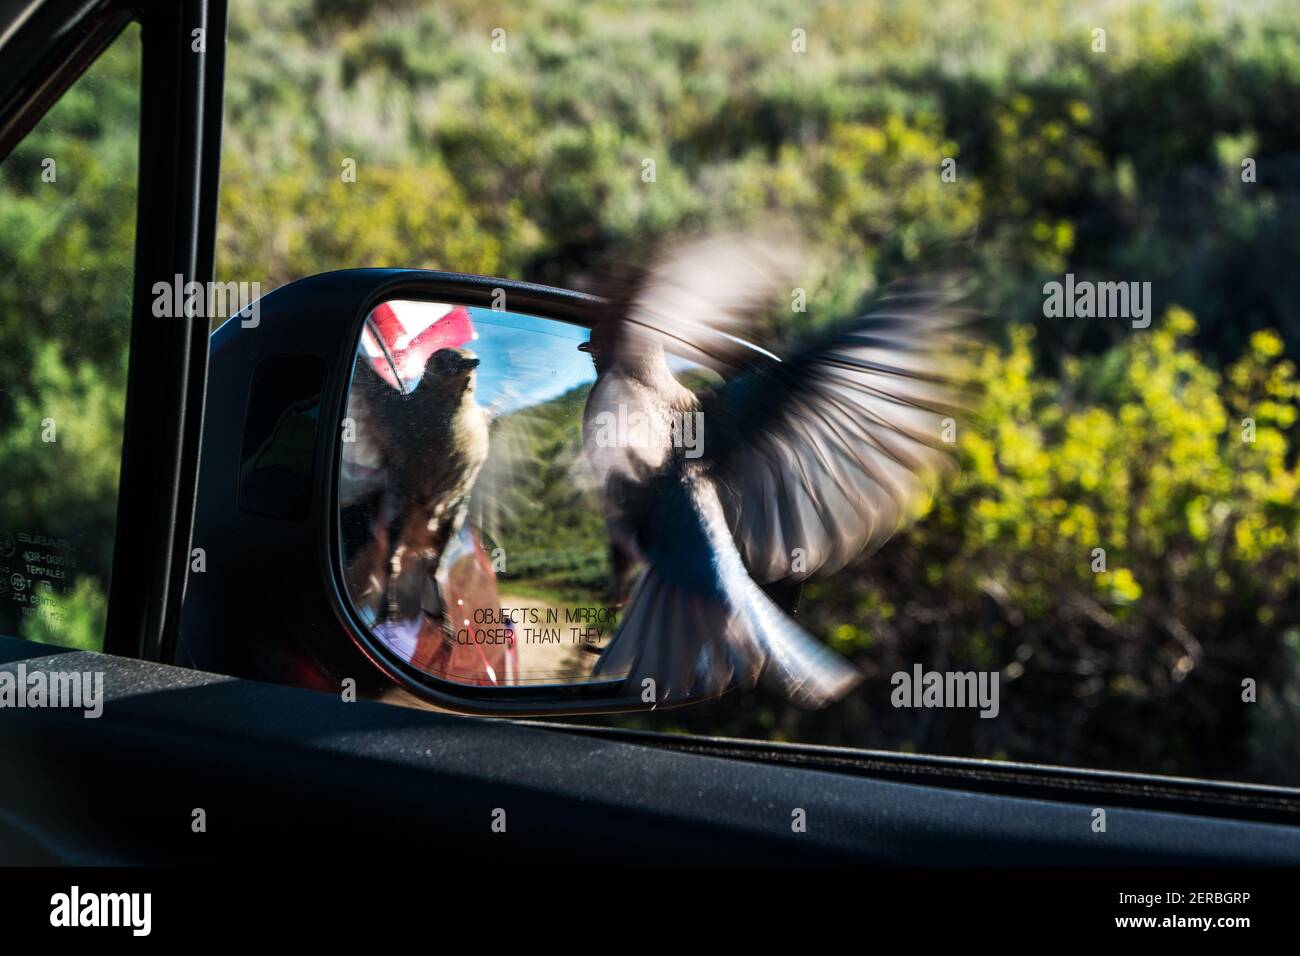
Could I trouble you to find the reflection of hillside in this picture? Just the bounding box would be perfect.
[481,364,720,603]
[475,380,609,602]
[506,379,591,422]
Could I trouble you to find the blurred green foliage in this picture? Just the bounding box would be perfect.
[20,577,108,652]
[0,24,139,651]
[779,312,1300,781]
[481,383,612,593]
[218,0,1300,362]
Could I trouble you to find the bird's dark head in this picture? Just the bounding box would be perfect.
[578,321,622,374]
[422,347,480,395]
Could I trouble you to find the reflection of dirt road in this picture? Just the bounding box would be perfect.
[496,592,607,683]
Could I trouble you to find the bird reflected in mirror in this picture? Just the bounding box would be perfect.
[579,229,972,707]
[344,345,490,628]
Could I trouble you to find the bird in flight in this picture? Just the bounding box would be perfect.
[579,230,969,707]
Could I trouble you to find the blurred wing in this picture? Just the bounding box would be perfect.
[610,227,805,372]
[701,280,971,582]
[563,440,600,494]
[340,361,392,507]
[593,477,860,706]
[467,405,546,546]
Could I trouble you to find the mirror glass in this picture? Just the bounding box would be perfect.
[338,299,710,687]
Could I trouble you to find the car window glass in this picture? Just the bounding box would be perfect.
[218,0,1300,790]
[0,23,141,650]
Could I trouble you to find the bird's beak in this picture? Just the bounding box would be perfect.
[458,356,481,372]
[577,341,592,353]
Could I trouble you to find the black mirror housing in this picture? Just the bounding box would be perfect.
[182,268,670,715]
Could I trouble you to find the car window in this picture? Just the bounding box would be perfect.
[0,23,141,651]
[217,0,1300,790]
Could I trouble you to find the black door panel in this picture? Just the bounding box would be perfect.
[2,636,1298,865]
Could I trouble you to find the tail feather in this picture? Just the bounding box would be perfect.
[592,478,860,707]
[592,565,762,703]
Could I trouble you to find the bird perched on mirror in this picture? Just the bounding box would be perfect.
[344,346,490,627]
[579,230,971,707]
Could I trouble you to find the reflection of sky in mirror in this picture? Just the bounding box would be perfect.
[376,304,711,415]
[466,308,595,414]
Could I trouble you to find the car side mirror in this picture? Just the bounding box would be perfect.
[181,269,759,715]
